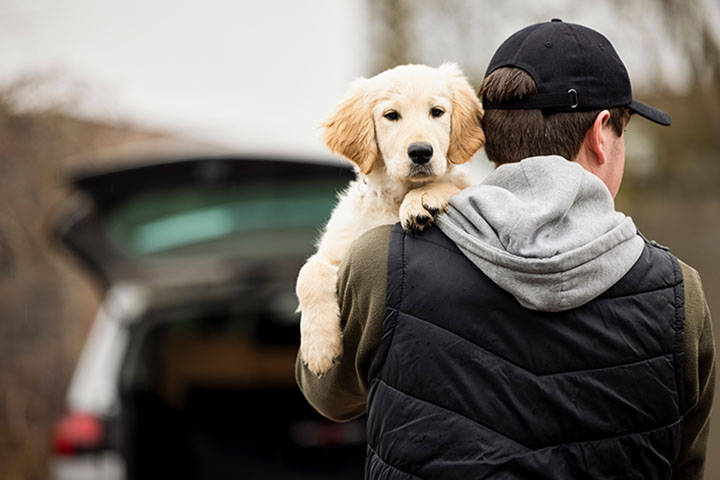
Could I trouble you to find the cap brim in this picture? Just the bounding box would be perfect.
[628,100,671,126]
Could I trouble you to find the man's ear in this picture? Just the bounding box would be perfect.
[586,110,612,166]
[321,79,377,174]
[440,63,485,165]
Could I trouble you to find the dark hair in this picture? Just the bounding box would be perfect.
[479,67,631,166]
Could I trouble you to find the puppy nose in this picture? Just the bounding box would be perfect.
[408,142,433,164]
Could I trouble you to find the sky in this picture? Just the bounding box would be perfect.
[0,0,368,156]
[1,0,716,158]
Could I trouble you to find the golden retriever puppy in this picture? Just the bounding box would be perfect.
[297,63,484,375]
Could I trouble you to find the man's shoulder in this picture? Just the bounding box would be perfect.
[644,240,704,298]
[339,224,394,287]
[678,259,702,288]
[677,259,709,325]
[350,224,395,258]
[676,258,707,306]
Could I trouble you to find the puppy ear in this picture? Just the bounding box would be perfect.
[321,79,377,174]
[441,63,485,165]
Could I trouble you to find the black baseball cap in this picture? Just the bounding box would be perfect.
[483,19,671,126]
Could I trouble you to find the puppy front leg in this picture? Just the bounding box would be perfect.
[296,253,343,376]
[399,181,462,232]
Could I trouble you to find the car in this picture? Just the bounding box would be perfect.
[49,153,366,479]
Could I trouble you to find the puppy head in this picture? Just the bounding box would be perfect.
[322,63,484,180]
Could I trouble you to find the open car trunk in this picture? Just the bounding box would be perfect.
[53,154,364,478]
[120,292,365,480]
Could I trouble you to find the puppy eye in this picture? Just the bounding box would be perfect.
[430,107,445,118]
[383,110,400,121]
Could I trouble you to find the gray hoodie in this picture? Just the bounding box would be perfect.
[436,155,644,312]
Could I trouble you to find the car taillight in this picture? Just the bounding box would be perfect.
[53,412,105,455]
[289,419,365,448]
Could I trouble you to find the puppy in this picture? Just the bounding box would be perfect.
[297,63,484,375]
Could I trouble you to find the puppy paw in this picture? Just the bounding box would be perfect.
[296,256,344,376]
[400,182,462,233]
[299,309,343,376]
[300,327,343,376]
[400,189,447,233]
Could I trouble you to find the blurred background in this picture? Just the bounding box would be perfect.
[0,0,718,478]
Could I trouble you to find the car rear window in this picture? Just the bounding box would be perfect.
[104,182,340,259]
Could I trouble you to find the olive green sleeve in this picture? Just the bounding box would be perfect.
[295,225,393,422]
[673,261,716,480]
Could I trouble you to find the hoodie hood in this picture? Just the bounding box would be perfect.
[436,155,644,312]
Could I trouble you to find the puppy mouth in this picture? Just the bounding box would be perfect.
[407,164,435,179]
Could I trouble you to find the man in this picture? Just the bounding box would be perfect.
[296,19,715,479]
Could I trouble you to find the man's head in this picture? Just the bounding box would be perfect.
[480,19,670,195]
[480,68,630,167]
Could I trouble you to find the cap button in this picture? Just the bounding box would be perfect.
[551,18,563,22]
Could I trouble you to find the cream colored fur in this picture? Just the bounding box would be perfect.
[297,63,485,375]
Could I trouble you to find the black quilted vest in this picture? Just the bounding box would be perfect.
[365,225,685,480]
